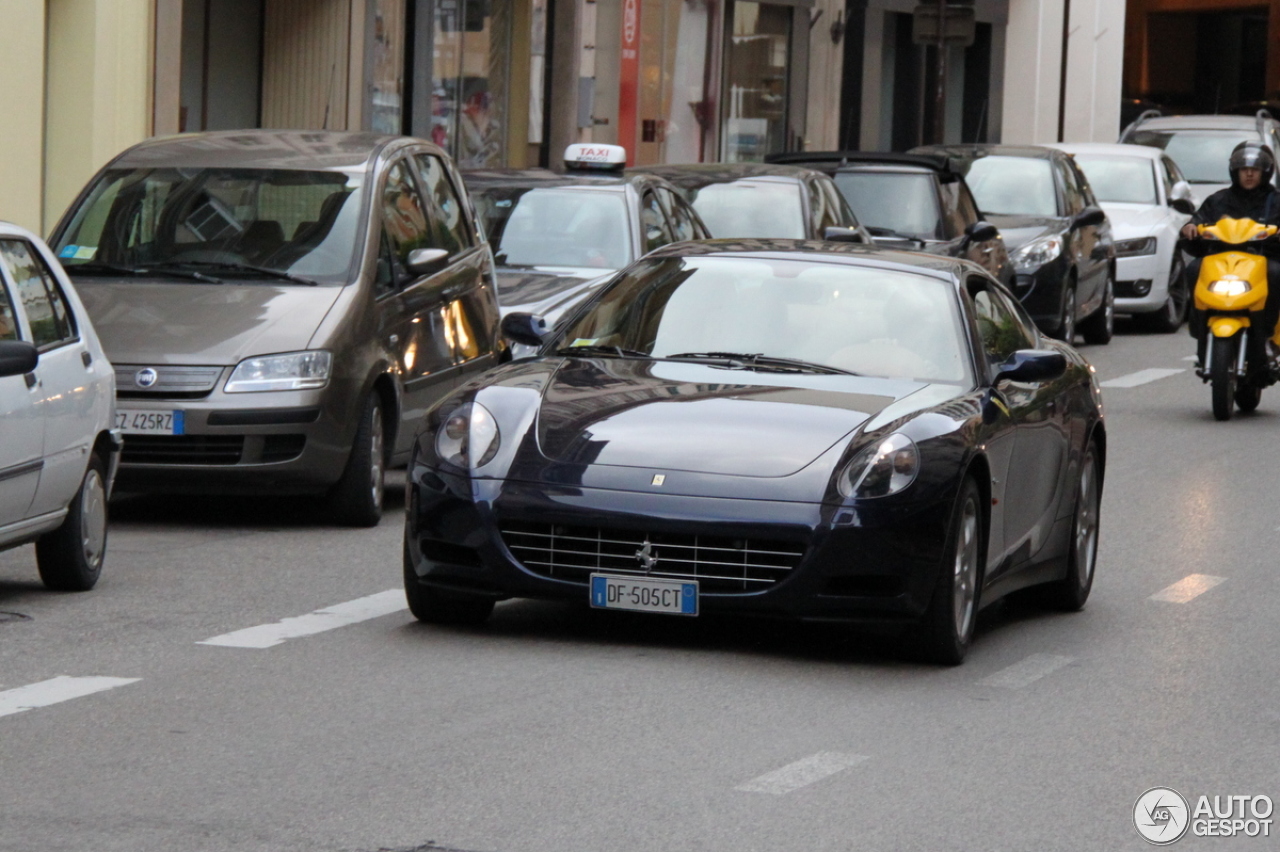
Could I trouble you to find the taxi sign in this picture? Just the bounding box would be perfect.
[564,143,627,172]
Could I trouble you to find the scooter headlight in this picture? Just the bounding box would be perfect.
[1207,277,1252,297]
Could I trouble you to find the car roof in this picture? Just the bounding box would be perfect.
[643,238,971,282]
[462,166,647,192]
[1050,142,1166,160]
[914,144,1061,161]
[109,130,420,171]
[1130,114,1269,131]
[628,163,815,190]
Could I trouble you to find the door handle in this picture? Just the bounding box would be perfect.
[24,372,36,389]
[81,350,92,368]
[388,334,400,345]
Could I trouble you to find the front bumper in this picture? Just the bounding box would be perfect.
[405,468,955,624]
[113,385,353,495]
[1114,252,1165,313]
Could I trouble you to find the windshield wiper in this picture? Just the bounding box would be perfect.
[665,352,858,375]
[68,261,222,283]
[157,260,320,286]
[866,227,926,246]
[555,344,651,358]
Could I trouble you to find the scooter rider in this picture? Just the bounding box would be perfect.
[1181,141,1280,374]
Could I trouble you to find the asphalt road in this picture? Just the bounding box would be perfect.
[2,320,1278,852]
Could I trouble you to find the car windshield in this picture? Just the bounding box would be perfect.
[1070,155,1158,204]
[1128,130,1260,184]
[960,156,1059,217]
[54,167,365,284]
[472,187,631,269]
[833,172,942,240]
[559,256,969,383]
[685,181,806,239]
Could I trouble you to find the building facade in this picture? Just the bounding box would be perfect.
[1,0,1128,238]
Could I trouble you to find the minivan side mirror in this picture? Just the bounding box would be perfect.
[0,340,38,378]
[993,349,1067,384]
[406,247,451,276]
[823,226,863,243]
[500,312,550,348]
[1070,206,1106,230]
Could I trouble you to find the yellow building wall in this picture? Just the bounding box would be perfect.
[43,0,154,234]
[0,6,48,233]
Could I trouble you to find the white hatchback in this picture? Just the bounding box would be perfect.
[0,222,120,590]
[1052,143,1196,333]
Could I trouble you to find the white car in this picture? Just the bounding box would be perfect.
[1051,143,1196,332]
[0,222,120,590]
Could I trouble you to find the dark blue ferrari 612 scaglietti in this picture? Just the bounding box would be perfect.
[403,239,1106,664]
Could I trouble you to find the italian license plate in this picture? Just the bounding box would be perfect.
[590,574,698,616]
[115,409,184,435]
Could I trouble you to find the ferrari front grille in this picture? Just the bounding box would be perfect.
[499,521,805,593]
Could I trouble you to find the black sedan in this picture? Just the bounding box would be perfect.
[403,240,1106,664]
[628,163,872,243]
[766,151,1011,284]
[913,144,1116,345]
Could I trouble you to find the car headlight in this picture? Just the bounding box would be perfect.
[1207,277,1252,296]
[1114,236,1157,257]
[837,433,919,499]
[1010,237,1063,272]
[224,350,332,393]
[434,402,500,469]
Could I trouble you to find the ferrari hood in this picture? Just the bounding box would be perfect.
[534,359,927,477]
[72,279,343,365]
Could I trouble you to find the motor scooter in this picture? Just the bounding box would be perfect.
[1190,218,1280,420]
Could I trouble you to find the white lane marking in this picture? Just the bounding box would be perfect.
[734,752,868,795]
[1182,356,1198,362]
[197,589,406,649]
[0,676,140,719]
[1099,368,1185,388]
[1150,574,1227,604]
[979,653,1074,689]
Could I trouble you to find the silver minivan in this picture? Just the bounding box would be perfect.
[50,131,503,526]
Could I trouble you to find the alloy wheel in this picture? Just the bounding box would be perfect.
[369,404,384,511]
[1073,457,1098,590]
[952,496,980,640]
[80,469,107,571]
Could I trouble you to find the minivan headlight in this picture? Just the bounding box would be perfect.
[434,402,501,469]
[224,350,332,393]
[838,433,919,499]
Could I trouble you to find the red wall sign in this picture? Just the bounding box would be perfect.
[618,0,640,165]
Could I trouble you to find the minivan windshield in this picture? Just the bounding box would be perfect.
[55,168,366,284]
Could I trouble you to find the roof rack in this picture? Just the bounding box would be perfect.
[1119,108,1163,141]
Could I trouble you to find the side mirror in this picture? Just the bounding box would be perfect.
[993,349,1067,384]
[963,220,999,244]
[405,247,451,276]
[1070,206,1106,230]
[1171,198,1196,215]
[0,340,38,378]
[1169,180,1196,215]
[500,312,550,348]
[823,226,863,243]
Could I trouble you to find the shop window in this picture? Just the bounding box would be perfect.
[433,0,514,167]
[722,1,791,162]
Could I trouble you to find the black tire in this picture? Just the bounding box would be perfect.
[1235,384,1262,413]
[1210,335,1238,422]
[1050,279,1077,343]
[916,478,984,666]
[1036,440,1100,611]
[1140,256,1187,333]
[403,543,495,625]
[1080,272,1115,345]
[327,393,386,527]
[36,453,108,591]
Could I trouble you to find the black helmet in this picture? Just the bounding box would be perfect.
[1229,141,1275,187]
